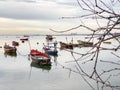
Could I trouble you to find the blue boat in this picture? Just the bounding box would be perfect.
[43,41,58,56]
[45,49,58,56]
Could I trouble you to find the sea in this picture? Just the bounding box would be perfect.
[0,35,120,90]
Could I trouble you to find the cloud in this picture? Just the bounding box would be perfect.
[0,0,79,20]
[0,0,7,1]
[0,16,84,35]
[0,0,83,35]
[0,0,36,3]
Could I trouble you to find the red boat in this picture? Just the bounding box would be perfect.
[20,38,28,41]
[30,49,51,65]
[12,41,19,46]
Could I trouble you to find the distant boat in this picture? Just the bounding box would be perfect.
[46,35,53,41]
[20,38,28,41]
[77,40,93,47]
[23,35,29,37]
[30,49,51,65]
[4,43,17,53]
[12,41,19,46]
[20,38,29,43]
[59,42,73,49]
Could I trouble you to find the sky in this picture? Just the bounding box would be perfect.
[0,0,119,35]
[0,0,81,35]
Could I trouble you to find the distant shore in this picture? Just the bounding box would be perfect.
[0,33,119,36]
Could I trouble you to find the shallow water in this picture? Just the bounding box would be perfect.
[0,35,120,90]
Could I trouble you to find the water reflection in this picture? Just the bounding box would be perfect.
[4,51,17,57]
[52,55,58,66]
[30,61,51,71]
[0,35,119,90]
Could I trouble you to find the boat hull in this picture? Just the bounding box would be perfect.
[20,38,28,41]
[45,50,58,56]
[4,48,17,53]
[31,56,51,65]
[60,42,73,49]
[4,44,17,53]
[12,41,19,46]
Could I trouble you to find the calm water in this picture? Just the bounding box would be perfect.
[0,35,120,90]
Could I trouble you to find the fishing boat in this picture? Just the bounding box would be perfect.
[20,38,29,43]
[59,42,73,49]
[77,40,93,47]
[23,35,29,37]
[46,35,53,41]
[20,38,28,41]
[43,46,58,56]
[12,41,19,46]
[30,49,51,65]
[4,43,17,53]
[43,41,58,56]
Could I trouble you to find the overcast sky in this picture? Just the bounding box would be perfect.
[0,0,80,35]
[0,0,118,35]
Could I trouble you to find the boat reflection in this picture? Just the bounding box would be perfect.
[4,51,17,57]
[30,61,51,71]
[52,55,58,66]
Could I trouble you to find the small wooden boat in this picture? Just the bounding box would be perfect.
[30,49,51,65]
[59,42,73,49]
[12,41,19,46]
[20,38,29,43]
[4,43,17,53]
[77,40,93,47]
[46,35,53,41]
[20,38,28,41]
[23,35,29,37]
[45,49,58,56]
